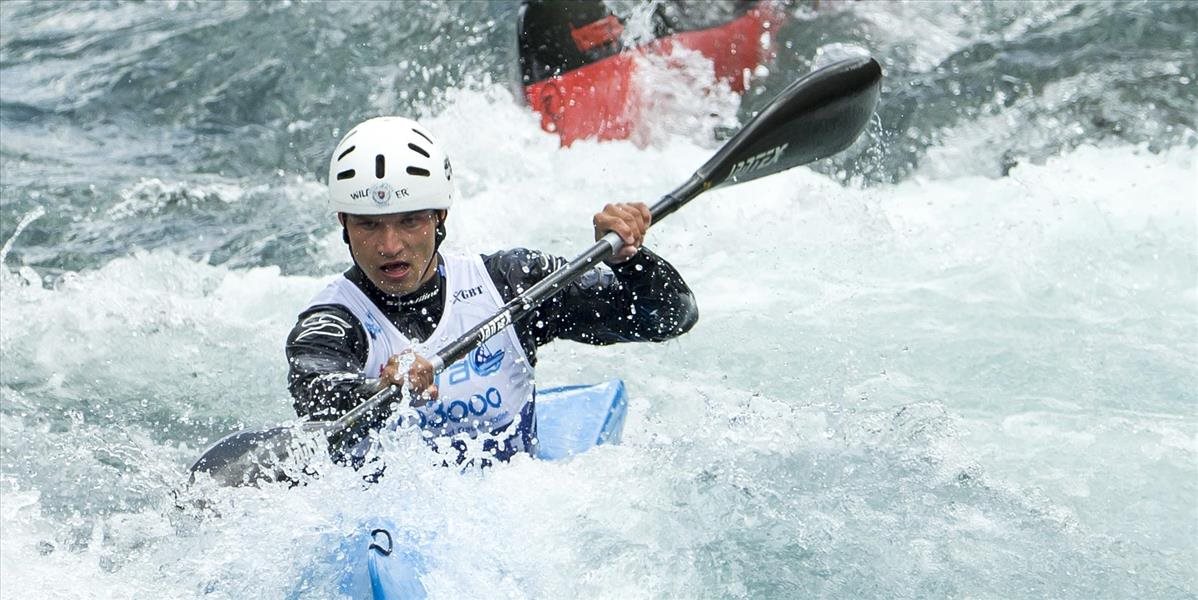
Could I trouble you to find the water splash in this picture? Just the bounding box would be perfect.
[0,206,45,269]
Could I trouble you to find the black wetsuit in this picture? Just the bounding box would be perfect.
[285,247,697,456]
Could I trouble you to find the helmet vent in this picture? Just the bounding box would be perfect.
[408,143,430,158]
[406,166,431,177]
[337,145,355,161]
[375,155,386,178]
[336,169,356,180]
[412,128,433,145]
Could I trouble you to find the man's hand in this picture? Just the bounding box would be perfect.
[593,202,652,264]
[379,351,438,407]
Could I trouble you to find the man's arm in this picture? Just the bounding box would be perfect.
[285,305,377,420]
[543,246,698,344]
[485,245,699,351]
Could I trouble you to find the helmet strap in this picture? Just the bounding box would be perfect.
[338,213,351,246]
[434,219,446,251]
[420,211,447,284]
[338,213,364,275]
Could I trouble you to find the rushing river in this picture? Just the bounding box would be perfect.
[1,1,1195,598]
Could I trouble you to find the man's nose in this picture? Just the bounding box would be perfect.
[377,224,405,256]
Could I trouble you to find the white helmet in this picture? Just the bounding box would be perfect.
[327,116,455,215]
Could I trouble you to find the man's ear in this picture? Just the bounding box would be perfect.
[338,213,349,245]
[436,210,448,225]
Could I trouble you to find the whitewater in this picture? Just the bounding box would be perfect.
[1,1,1195,598]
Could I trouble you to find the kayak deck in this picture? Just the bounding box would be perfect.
[533,379,627,460]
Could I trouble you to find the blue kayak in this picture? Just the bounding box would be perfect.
[331,379,628,599]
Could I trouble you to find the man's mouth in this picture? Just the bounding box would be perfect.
[378,260,411,280]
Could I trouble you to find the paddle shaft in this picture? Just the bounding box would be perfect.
[434,173,707,369]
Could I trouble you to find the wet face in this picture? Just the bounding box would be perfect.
[341,210,443,296]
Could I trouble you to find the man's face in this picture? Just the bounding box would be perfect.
[341,210,441,296]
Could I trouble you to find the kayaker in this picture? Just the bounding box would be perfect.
[285,116,697,465]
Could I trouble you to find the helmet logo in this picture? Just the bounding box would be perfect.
[444,157,452,181]
[369,182,393,206]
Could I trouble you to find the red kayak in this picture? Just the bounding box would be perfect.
[517,0,788,146]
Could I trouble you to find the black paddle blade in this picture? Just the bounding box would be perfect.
[188,426,321,487]
[700,56,882,189]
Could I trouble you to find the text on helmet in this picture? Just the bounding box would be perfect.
[350,185,411,204]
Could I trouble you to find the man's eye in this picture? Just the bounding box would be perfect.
[357,220,378,229]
